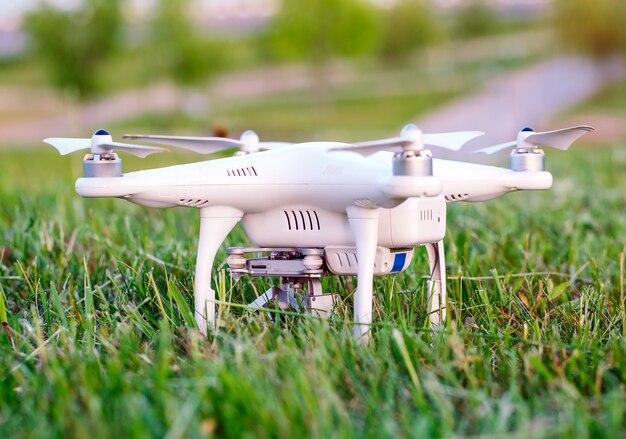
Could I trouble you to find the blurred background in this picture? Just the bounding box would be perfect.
[0,0,625,150]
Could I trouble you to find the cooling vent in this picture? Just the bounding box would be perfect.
[333,251,358,269]
[420,209,434,221]
[283,210,321,231]
[227,166,258,177]
[179,199,209,207]
[444,193,469,202]
[323,164,343,176]
[353,198,375,208]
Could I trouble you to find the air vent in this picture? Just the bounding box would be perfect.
[227,166,258,177]
[323,164,343,176]
[334,251,358,268]
[444,193,469,202]
[179,199,209,207]
[353,198,375,208]
[283,210,321,231]
[420,209,433,221]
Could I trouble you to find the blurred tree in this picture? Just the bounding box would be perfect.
[553,0,626,58]
[23,0,122,99]
[151,0,226,87]
[261,0,378,66]
[377,0,441,63]
[451,0,500,39]
[259,0,378,103]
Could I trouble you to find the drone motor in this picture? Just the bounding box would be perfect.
[391,124,433,177]
[83,153,123,178]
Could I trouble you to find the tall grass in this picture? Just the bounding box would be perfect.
[0,144,624,438]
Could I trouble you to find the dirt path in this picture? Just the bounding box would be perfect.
[416,56,625,159]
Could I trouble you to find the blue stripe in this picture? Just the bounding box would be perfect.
[391,253,407,273]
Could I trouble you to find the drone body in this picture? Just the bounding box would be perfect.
[46,124,593,340]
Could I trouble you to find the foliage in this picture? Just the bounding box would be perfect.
[150,0,227,86]
[450,0,501,39]
[22,0,123,99]
[260,0,379,63]
[0,135,625,437]
[553,0,626,57]
[377,0,442,63]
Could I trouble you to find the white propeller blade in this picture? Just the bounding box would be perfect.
[525,125,594,150]
[332,136,411,156]
[474,140,517,155]
[122,133,292,155]
[100,141,167,158]
[45,137,166,158]
[122,134,242,154]
[44,137,91,155]
[330,131,484,156]
[475,125,594,154]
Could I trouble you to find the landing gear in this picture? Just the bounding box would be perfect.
[224,243,448,331]
[248,278,336,319]
[226,248,337,319]
[425,240,446,327]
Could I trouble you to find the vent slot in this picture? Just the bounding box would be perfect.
[227,166,258,177]
[420,209,433,221]
[283,210,322,231]
[283,211,292,230]
[444,193,469,202]
[335,251,357,268]
[179,199,209,207]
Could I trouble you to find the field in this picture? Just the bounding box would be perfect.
[0,132,625,437]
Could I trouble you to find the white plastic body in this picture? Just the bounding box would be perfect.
[71,142,554,338]
[74,143,553,210]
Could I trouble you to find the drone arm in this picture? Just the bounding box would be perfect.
[195,206,242,335]
[347,206,380,342]
[425,241,446,326]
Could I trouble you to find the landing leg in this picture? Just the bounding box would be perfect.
[425,240,446,327]
[194,207,242,335]
[347,206,379,342]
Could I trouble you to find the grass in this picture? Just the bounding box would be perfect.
[0,137,624,438]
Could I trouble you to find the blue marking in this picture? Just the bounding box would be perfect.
[391,253,407,273]
[521,127,534,132]
[94,129,109,136]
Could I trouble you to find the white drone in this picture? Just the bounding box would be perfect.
[45,123,593,340]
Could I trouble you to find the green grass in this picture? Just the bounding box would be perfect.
[0,141,624,438]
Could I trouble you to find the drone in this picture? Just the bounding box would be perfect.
[45,123,593,340]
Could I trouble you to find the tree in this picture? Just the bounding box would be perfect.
[23,0,122,99]
[377,0,441,63]
[151,0,226,87]
[261,0,378,65]
[553,0,626,58]
[259,0,378,103]
[451,0,500,39]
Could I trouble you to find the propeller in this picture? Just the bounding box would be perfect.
[475,125,594,155]
[330,124,484,156]
[122,130,291,155]
[45,129,167,158]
